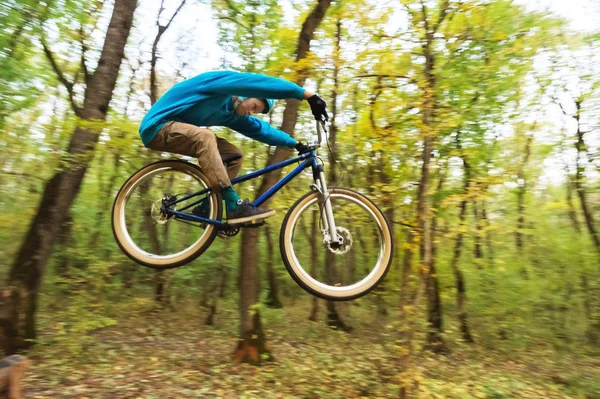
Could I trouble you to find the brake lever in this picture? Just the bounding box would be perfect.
[316,120,327,145]
[319,120,328,133]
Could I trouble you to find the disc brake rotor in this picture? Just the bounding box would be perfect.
[328,227,352,255]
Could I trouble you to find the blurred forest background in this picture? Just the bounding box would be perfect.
[1,0,600,397]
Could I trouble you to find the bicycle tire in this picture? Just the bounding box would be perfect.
[112,160,221,269]
[279,187,393,301]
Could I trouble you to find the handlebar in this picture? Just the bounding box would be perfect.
[295,121,327,155]
[316,120,327,144]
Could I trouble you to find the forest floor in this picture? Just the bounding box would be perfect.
[21,295,600,399]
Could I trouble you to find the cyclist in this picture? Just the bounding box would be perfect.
[140,70,328,224]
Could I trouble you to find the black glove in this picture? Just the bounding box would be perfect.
[295,142,311,154]
[307,94,329,122]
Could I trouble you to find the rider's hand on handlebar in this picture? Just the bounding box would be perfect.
[307,94,329,122]
[295,141,311,154]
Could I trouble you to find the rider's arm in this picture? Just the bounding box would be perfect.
[197,71,306,100]
[227,115,297,148]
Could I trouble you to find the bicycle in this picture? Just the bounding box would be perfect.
[112,121,393,301]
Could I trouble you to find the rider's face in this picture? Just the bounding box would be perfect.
[234,98,266,116]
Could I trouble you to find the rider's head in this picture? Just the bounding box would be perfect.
[234,97,275,116]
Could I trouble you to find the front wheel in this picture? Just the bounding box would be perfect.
[280,188,393,301]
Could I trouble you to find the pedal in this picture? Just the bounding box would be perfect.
[243,219,266,228]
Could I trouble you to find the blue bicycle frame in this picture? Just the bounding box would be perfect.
[164,149,320,227]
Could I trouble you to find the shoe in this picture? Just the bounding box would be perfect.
[192,198,211,218]
[226,199,275,224]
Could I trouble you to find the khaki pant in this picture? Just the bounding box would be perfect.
[147,121,244,189]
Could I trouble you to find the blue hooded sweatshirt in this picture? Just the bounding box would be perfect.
[139,71,305,148]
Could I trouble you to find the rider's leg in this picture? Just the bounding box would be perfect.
[148,122,238,203]
[216,136,244,180]
[147,122,274,223]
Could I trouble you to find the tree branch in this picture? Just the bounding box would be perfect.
[162,0,187,33]
[223,0,244,16]
[353,73,418,86]
[390,219,416,229]
[217,15,250,32]
[158,0,166,22]
[79,24,90,85]
[40,37,81,115]
[552,96,570,116]
[420,0,430,35]
[354,73,411,79]
[432,0,451,34]
[150,0,187,105]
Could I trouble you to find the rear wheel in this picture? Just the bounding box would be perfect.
[280,188,393,301]
[112,160,221,269]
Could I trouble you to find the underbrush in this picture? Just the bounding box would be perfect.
[23,291,600,398]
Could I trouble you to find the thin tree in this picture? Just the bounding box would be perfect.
[324,16,351,331]
[147,0,188,305]
[449,132,475,343]
[571,100,600,258]
[264,225,282,308]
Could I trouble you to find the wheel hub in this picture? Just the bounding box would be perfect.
[150,194,176,224]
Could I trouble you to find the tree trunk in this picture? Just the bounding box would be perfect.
[205,266,227,326]
[420,57,446,354]
[480,199,494,265]
[153,271,170,305]
[264,226,282,308]
[472,199,483,264]
[573,101,600,258]
[425,172,445,351]
[516,135,532,253]
[374,155,394,317]
[54,213,73,279]
[451,203,474,343]
[581,275,600,344]
[0,287,20,356]
[235,0,333,364]
[451,165,474,343]
[91,58,141,251]
[400,5,452,393]
[149,2,187,303]
[323,17,350,331]
[566,178,581,233]
[236,228,273,364]
[324,253,351,331]
[7,0,137,348]
[308,211,319,322]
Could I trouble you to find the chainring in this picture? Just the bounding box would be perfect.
[217,226,240,239]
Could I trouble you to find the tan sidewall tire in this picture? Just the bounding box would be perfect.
[279,188,393,301]
[112,160,220,269]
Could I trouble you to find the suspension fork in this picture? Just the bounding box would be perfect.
[312,161,339,246]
